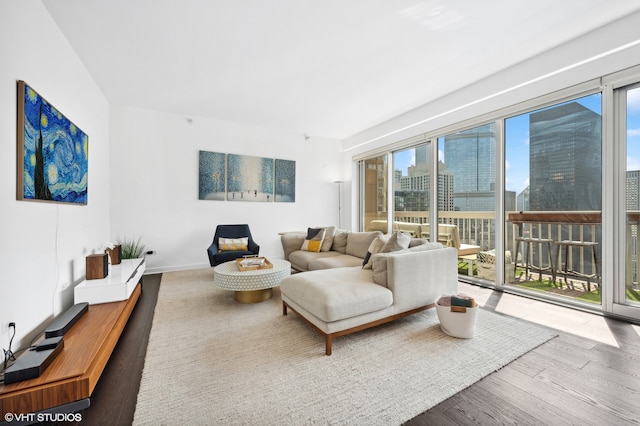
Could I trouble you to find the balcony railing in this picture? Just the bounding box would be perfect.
[366,211,640,304]
[365,210,611,285]
[397,211,496,251]
[369,211,496,250]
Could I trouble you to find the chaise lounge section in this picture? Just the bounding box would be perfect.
[280,231,458,355]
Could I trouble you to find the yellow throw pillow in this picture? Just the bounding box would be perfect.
[301,227,325,253]
[218,237,249,251]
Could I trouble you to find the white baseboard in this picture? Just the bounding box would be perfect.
[143,263,210,275]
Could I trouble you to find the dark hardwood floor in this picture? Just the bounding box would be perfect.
[59,273,161,426]
[62,275,640,425]
[407,284,640,426]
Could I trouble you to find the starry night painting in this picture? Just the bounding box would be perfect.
[275,159,295,202]
[227,154,274,202]
[17,81,88,204]
[198,150,226,200]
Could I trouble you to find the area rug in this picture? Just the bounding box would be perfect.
[133,268,557,426]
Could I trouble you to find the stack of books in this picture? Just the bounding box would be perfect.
[450,295,476,313]
[437,294,476,313]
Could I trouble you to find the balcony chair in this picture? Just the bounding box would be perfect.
[207,224,260,267]
[513,236,554,281]
[554,240,600,291]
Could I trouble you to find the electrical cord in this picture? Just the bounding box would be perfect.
[2,329,52,371]
[0,326,53,386]
[3,323,16,370]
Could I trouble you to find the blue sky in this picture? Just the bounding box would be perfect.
[393,88,640,198]
[626,87,640,170]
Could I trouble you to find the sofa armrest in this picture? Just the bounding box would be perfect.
[280,232,306,260]
[386,247,458,311]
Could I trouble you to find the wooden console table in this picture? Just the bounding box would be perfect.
[0,284,141,417]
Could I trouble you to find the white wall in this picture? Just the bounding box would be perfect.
[0,1,110,350]
[0,0,342,353]
[109,106,343,274]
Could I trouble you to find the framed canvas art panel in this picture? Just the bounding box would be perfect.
[227,154,274,202]
[17,80,88,204]
[275,158,295,202]
[198,150,226,200]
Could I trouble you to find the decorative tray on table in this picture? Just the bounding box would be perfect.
[236,256,273,271]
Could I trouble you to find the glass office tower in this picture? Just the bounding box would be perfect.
[529,102,602,211]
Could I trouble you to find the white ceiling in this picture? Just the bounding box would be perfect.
[42,0,640,140]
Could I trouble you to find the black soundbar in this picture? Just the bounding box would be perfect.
[3,340,64,384]
[34,335,64,351]
[44,302,88,338]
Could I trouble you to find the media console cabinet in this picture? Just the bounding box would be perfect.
[0,258,145,418]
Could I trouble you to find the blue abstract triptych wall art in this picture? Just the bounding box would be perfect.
[17,81,88,204]
[199,150,295,202]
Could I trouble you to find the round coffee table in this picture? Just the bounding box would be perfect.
[213,258,291,303]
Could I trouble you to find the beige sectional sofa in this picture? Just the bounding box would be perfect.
[281,228,381,272]
[280,229,458,355]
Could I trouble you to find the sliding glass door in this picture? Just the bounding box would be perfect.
[617,84,640,318]
[504,93,602,305]
[438,124,496,279]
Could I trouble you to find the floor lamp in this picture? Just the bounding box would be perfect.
[334,181,343,229]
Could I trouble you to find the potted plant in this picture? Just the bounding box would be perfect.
[117,236,147,260]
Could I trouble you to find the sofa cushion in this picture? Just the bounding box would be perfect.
[380,231,411,253]
[280,267,393,322]
[301,227,326,253]
[409,238,430,248]
[332,229,349,254]
[213,250,255,264]
[371,252,393,287]
[289,250,341,271]
[309,254,364,270]
[346,231,381,259]
[406,241,444,252]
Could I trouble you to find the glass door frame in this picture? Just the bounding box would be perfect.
[609,69,640,320]
[354,65,640,322]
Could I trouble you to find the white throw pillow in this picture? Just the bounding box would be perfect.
[218,237,248,251]
[362,235,388,269]
[380,232,411,253]
[317,226,336,252]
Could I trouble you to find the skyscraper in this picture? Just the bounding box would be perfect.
[396,165,454,212]
[443,123,496,211]
[529,102,601,211]
[627,170,640,210]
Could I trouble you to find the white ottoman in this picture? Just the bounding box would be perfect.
[435,296,478,338]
